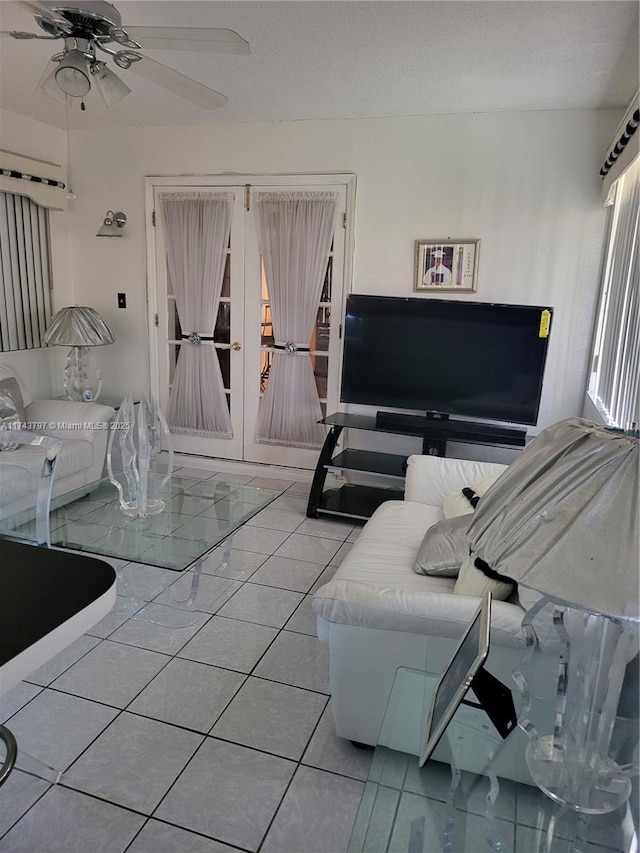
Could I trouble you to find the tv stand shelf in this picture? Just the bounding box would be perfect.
[306,412,526,522]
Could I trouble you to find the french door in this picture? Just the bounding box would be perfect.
[146,175,355,470]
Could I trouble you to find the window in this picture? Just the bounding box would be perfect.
[588,157,639,430]
[0,191,52,352]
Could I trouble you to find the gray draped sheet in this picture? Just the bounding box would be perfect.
[466,418,639,620]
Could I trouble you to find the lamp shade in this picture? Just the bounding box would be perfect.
[43,306,115,347]
[466,418,639,620]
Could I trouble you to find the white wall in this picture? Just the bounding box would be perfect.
[0,108,72,398]
[60,109,615,428]
[65,110,619,426]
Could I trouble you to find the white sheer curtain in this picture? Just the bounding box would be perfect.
[254,191,338,448]
[161,193,233,437]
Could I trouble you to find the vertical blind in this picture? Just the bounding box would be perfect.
[0,191,52,352]
[589,157,639,430]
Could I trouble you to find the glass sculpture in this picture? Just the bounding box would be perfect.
[106,394,173,517]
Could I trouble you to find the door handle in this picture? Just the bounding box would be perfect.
[231,341,242,351]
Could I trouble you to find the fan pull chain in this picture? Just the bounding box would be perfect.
[64,97,76,201]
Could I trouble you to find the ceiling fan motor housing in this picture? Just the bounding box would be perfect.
[36,2,122,39]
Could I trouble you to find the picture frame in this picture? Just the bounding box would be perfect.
[414,239,480,293]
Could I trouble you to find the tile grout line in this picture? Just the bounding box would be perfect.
[1,474,366,850]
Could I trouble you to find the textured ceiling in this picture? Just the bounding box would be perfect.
[0,1,638,130]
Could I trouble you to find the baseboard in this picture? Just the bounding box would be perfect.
[160,451,315,482]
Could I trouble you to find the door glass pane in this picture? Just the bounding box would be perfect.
[320,256,332,303]
[312,354,328,400]
[311,307,330,352]
[261,303,273,347]
[169,343,180,384]
[217,347,231,393]
[215,302,231,344]
[168,299,181,341]
[221,252,231,298]
[261,352,272,393]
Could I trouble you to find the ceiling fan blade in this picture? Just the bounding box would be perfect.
[128,56,227,109]
[2,30,42,39]
[125,27,250,55]
[15,1,68,26]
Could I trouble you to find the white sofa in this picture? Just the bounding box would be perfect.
[0,365,115,529]
[312,453,561,784]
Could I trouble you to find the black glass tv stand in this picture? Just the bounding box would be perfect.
[306,412,526,521]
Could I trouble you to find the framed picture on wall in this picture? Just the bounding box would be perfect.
[414,239,480,293]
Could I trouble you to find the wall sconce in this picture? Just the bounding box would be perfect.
[97,210,126,237]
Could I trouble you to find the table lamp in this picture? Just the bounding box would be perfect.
[43,306,115,402]
[466,418,639,814]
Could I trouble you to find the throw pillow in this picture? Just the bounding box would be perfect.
[0,377,25,451]
[414,515,470,577]
[442,473,502,519]
[442,491,475,519]
[453,554,515,600]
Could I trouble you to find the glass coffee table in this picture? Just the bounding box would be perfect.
[47,475,282,571]
[43,474,284,627]
[348,666,639,853]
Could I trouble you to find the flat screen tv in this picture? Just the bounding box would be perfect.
[340,295,553,426]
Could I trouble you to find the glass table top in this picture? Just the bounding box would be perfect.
[348,667,639,853]
[44,475,283,571]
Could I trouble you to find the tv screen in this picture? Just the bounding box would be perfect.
[340,296,553,425]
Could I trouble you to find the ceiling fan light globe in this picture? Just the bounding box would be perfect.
[55,50,90,96]
[91,63,131,106]
[39,63,68,102]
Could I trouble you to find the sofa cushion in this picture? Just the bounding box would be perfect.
[6,438,93,484]
[342,500,445,583]
[443,473,502,519]
[312,499,527,649]
[404,456,507,506]
[414,515,469,577]
[50,439,94,481]
[453,554,516,600]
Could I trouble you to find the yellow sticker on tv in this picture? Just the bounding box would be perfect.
[539,310,551,338]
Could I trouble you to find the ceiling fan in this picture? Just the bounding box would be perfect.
[2,0,250,109]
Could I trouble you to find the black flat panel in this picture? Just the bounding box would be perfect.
[318,484,404,520]
[331,450,407,478]
[322,411,424,437]
[321,411,527,447]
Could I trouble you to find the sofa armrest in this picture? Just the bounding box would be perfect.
[404,454,508,506]
[24,399,115,444]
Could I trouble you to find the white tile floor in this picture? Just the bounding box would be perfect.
[0,465,369,853]
[1,464,634,852]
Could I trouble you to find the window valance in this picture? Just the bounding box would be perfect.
[600,92,639,206]
[0,150,66,211]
